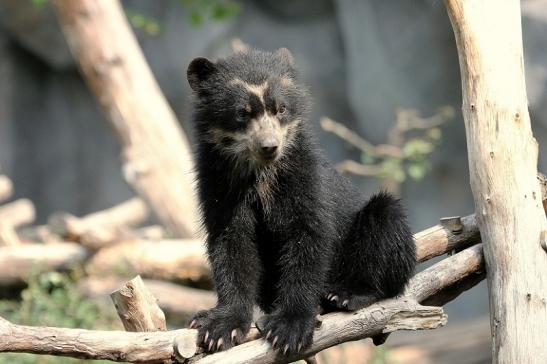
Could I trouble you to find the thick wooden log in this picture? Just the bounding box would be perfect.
[415,214,479,262]
[52,0,199,238]
[110,275,167,332]
[0,316,194,363]
[0,242,89,285]
[85,239,210,284]
[49,198,149,248]
[445,1,547,362]
[407,244,484,302]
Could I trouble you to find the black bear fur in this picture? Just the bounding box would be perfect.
[186,48,416,356]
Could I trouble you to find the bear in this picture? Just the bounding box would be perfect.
[186,48,416,356]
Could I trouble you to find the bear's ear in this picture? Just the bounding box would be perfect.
[274,48,294,67]
[187,57,217,91]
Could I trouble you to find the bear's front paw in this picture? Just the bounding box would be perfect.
[259,311,315,356]
[189,307,251,353]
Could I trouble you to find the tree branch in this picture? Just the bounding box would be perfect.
[0,242,89,286]
[0,244,484,363]
[85,239,210,284]
[49,198,150,250]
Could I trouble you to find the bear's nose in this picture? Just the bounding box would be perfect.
[260,139,278,157]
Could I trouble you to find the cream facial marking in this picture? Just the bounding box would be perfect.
[279,75,294,87]
[229,78,269,105]
[208,117,300,166]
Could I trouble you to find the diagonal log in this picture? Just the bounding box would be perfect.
[52,0,199,238]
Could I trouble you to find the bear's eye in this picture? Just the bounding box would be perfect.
[277,104,287,116]
[237,105,251,119]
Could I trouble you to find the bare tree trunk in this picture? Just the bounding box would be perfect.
[52,0,199,238]
[444,1,547,362]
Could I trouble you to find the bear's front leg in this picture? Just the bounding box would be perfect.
[190,305,252,352]
[189,204,260,353]
[260,232,329,356]
[260,308,317,356]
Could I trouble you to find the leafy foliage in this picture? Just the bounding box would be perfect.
[178,0,240,26]
[324,106,453,193]
[30,0,47,8]
[0,272,118,364]
[125,9,162,36]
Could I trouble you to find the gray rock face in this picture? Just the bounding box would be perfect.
[0,0,72,69]
[1,0,547,321]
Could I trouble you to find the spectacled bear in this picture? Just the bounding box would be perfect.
[186,48,416,356]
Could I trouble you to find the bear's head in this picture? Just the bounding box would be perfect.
[187,48,309,168]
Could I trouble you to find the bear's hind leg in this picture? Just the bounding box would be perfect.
[322,288,379,311]
[323,192,415,313]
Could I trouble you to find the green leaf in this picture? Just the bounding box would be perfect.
[407,163,427,180]
[403,139,434,159]
[361,152,375,165]
[211,2,240,20]
[31,0,47,8]
[427,127,442,141]
[190,10,203,26]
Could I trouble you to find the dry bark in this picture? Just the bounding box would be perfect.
[0,242,89,285]
[0,244,484,363]
[110,275,167,332]
[52,0,199,238]
[85,239,210,284]
[415,214,480,262]
[445,1,547,362]
[49,198,149,249]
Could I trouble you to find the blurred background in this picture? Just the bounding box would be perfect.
[0,0,546,363]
